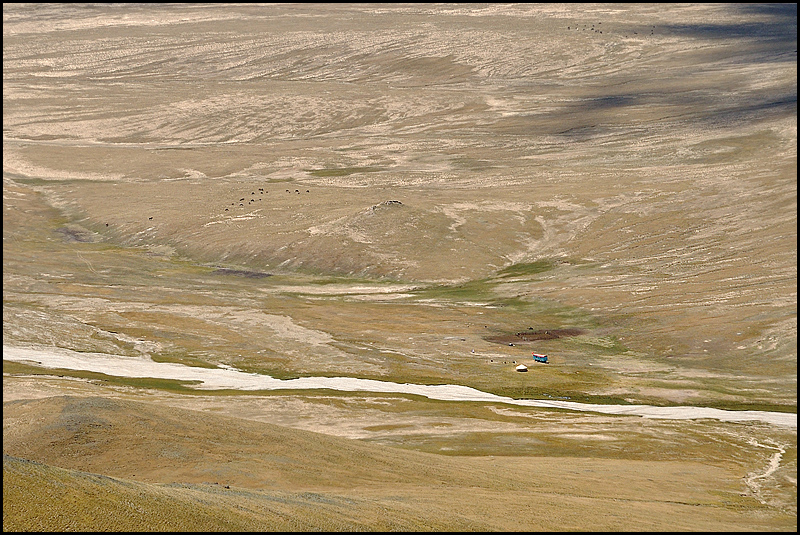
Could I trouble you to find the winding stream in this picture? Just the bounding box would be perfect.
[4,345,796,428]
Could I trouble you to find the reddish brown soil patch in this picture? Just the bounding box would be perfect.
[483,328,585,345]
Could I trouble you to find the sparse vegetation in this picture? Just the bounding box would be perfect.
[4,398,797,531]
[4,3,796,532]
[497,260,558,278]
[306,167,383,177]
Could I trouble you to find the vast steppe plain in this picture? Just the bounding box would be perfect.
[3,3,797,531]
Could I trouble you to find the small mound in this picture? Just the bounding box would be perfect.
[370,200,403,211]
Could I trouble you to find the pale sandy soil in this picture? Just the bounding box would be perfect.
[3,3,796,531]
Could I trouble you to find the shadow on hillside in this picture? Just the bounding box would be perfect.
[663,3,796,52]
[545,4,797,137]
[538,4,797,138]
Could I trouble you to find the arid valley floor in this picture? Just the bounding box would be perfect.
[3,3,797,531]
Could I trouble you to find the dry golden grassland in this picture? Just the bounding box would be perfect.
[3,395,796,531]
[3,3,796,531]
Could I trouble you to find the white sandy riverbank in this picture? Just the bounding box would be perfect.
[3,345,796,428]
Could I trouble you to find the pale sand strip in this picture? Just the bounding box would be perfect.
[3,345,795,428]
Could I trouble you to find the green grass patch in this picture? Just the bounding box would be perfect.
[497,260,557,278]
[299,274,401,288]
[10,177,96,187]
[667,399,796,413]
[409,278,498,303]
[363,423,415,432]
[3,361,202,392]
[227,361,302,381]
[149,350,219,369]
[567,335,631,355]
[486,385,636,406]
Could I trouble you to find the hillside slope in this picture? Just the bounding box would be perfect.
[4,395,795,531]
